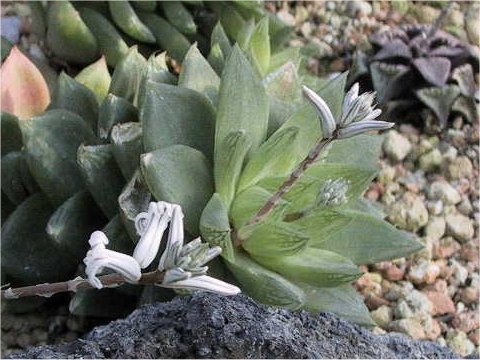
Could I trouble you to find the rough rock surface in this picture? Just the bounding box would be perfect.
[8,293,462,359]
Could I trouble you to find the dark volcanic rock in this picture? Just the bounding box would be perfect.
[8,293,461,359]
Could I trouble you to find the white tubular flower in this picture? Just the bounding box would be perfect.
[338,120,394,139]
[133,202,173,269]
[158,205,184,272]
[83,231,142,289]
[303,82,394,140]
[161,274,241,296]
[302,85,336,138]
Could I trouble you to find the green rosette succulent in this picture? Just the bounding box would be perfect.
[2,18,421,325]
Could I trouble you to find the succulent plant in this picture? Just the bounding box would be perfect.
[349,24,479,129]
[2,17,422,325]
[32,0,291,67]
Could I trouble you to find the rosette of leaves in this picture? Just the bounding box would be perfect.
[34,0,290,67]
[349,24,479,129]
[2,19,421,324]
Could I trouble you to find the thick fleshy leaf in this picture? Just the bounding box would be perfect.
[351,197,385,219]
[20,110,98,206]
[118,170,151,241]
[46,190,107,261]
[207,43,225,77]
[258,163,376,214]
[268,47,301,73]
[215,45,269,160]
[1,112,22,156]
[138,13,191,62]
[323,134,383,170]
[199,193,234,262]
[98,94,138,140]
[141,145,214,235]
[0,46,50,119]
[237,19,255,51]
[253,247,363,288]
[108,1,155,43]
[109,46,147,105]
[416,85,461,128]
[1,151,38,205]
[111,122,143,181]
[69,288,136,318]
[249,17,270,76]
[292,209,354,246]
[50,72,99,131]
[46,1,99,64]
[263,61,302,102]
[131,1,156,12]
[103,215,137,254]
[207,2,245,42]
[237,127,300,192]
[1,193,73,284]
[267,98,299,137]
[370,62,410,104]
[452,95,478,124]
[210,22,231,58]
[452,64,476,97]
[178,44,220,106]
[160,1,196,34]
[1,192,15,223]
[77,144,126,219]
[79,7,129,67]
[240,221,309,257]
[214,130,251,208]
[412,57,451,87]
[141,82,215,160]
[225,252,305,310]
[372,39,412,61]
[1,36,13,62]
[316,210,423,265]
[300,283,375,327]
[75,56,111,104]
[230,186,288,229]
[315,72,348,121]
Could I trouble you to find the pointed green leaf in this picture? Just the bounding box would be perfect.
[240,221,309,257]
[230,186,288,229]
[1,112,22,156]
[1,151,38,205]
[108,1,155,43]
[179,43,220,106]
[111,122,143,181]
[141,145,214,235]
[215,45,269,161]
[141,82,215,161]
[207,2,245,42]
[237,127,300,192]
[416,85,461,128]
[20,109,98,206]
[207,42,225,76]
[50,72,99,131]
[269,47,301,74]
[130,1,156,12]
[138,13,191,62]
[199,193,234,262]
[160,1,196,34]
[300,283,375,327]
[225,251,305,310]
[249,18,270,76]
[253,247,363,288]
[210,22,231,57]
[214,130,251,209]
[75,56,111,104]
[109,46,147,105]
[316,72,349,120]
[1,193,74,284]
[77,144,126,219]
[370,62,409,104]
[46,190,107,261]
[79,7,129,67]
[98,94,138,140]
[351,197,385,219]
[323,134,383,170]
[267,98,299,136]
[237,18,255,51]
[316,210,423,265]
[46,1,99,64]
[263,61,302,102]
[118,170,152,241]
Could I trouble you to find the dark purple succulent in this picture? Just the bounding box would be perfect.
[349,24,479,129]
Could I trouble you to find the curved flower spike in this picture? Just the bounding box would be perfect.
[158,205,184,272]
[133,202,173,269]
[84,231,142,289]
[338,120,394,139]
[302,85,336,138]
[160,274,241,296]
